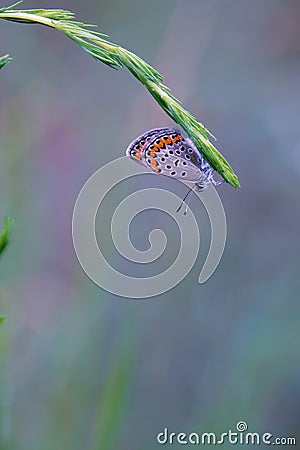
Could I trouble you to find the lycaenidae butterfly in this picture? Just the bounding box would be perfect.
[126,127,222,214]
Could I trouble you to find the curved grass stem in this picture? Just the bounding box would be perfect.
[0,1,240,187]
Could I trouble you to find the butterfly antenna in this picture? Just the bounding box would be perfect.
[176,185,195,215]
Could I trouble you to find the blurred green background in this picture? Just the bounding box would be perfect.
[1,0,300,449]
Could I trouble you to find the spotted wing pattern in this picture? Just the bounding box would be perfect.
[126,127,215,185]
[126,127,170,165]
[142,128,207,182]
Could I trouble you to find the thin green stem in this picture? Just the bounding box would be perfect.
[0,2,240,187]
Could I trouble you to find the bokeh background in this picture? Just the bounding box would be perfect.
[1,0,300,448]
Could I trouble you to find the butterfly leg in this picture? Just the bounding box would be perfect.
[177,185,196,216]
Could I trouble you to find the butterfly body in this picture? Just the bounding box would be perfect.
[126,127,218,190]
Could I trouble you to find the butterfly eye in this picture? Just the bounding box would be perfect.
[175,150,181,155]
[149,144,155,150]
[180,145,185,151]
[181,172,187,177]
[166,165,172,169]
[182,161,187,166]
[170,171,176,176]
[140,139,146,145]
[188,148,193,154]
[155,139,161,145]
[163,136,169,141]
[185,154,191,160]
[169,150,174,155]
[171,134,177,139]
[161,157,166,162]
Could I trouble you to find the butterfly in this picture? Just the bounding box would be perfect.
[126,127,222,214]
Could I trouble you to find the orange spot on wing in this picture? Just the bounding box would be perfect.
[172,135,182,143]
[133,144,144,160]
[150,144,160,156]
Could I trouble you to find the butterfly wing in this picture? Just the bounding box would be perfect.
[143,129,207,182]
[126,127,171,166]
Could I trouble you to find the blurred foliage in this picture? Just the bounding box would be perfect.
[0,315,6,325]
[0,218,14,259]
[91,347,135,450]
[0,218,13,323]
[0,54,12,69]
